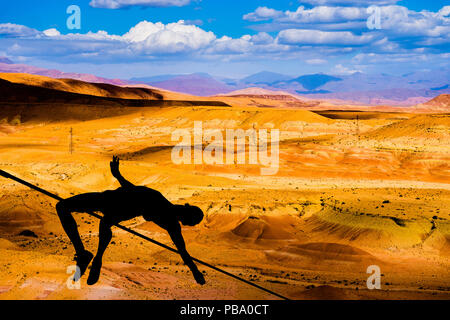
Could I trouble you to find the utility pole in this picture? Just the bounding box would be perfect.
[356,115,360,142]
[69,127,73,154]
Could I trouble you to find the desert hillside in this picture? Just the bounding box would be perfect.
[0,73,164,100]
[0,73,449,300]
[0,76,231,122]
[424,94,450,108]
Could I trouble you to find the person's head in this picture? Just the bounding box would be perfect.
[174,204,204,226]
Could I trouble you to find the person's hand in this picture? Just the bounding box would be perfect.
[110,156,120,177]
[193,270,206,285]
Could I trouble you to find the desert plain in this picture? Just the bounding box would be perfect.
[0,73,449,300]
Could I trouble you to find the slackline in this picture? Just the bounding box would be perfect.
[0,169,290,300]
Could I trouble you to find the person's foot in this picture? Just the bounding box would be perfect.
[73,250,94,282]
[87,258,102,285]
[193,270,206,285]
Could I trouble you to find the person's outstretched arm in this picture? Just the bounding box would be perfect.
[168,223,205,285]
[110,156,135,189]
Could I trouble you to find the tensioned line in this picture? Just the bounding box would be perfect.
[0,169,290,300]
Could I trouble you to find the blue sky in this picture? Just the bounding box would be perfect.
[0,0,449,79]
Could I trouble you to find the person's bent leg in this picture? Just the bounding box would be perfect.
[56,200,85,254]
[56,193,103,280]
[87,219,112,285]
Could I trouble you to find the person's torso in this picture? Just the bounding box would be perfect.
[100,186,173,223]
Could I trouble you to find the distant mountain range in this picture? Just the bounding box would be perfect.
[239,71,293,85]
[287,74,342,92]
[131,73,233,96]
[130,69,450,105]
[1,57,449,106]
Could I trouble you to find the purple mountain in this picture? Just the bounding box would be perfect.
[0,58,127,86]
[131,73,234,96]
[1,57,449,105]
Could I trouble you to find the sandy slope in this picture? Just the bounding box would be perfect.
[0,73,165,100]
[0,75,449,300]
[423,94,450,108]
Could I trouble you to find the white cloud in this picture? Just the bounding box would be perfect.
[123,21,165,42]
[0,21,280,62]
[243,7,283,22]
[0,23,40,37]
[209,35,253,54]
[251,32,274,44]
[332,63,361,75]
[280,6,367,23]
[378,5,450,38]
[1,3,449,69]
[244,6,370,27]
[277,29,375,46]
[43,28,61,37]
[300,0,399,5]
[245,4,450,51]
[242,5,377,34]
[89,0,191,9]
[306,58,328,65]
[370,36,400,52]
[439,6,450,17]
[2,20,216,57]
[121,21,216,54]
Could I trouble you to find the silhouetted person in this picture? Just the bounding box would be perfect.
[56,156,205,286]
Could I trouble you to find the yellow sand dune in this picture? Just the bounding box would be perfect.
[367,114,450,139]
[0,73,449,300]
[0,73,164,100]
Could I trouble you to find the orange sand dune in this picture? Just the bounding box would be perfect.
[0,73,449,300]
[366,114,450,139]
[422,94,450,108]
[0,73,164,100]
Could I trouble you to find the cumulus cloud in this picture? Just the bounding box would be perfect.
[0,23,40,38]
[124,20,215,49]
[378,5,450,38]
[251,32,274,45]
[299,0,399,6]
[331,63,361,75]
[439,6,450,17]
[0,20,283,63]
[1,3,449,69]
[245,4,450,50]
[89,0,191,9]
[284,6,367,23]
[244,6,367,23]
[243,5,377,33]
[43,28,61,37]
[125,21,216,54]
[210,35,254,54]
[243,7,283,22]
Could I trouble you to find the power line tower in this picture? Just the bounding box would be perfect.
[69,127,73,154]
[355,115,360,142]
